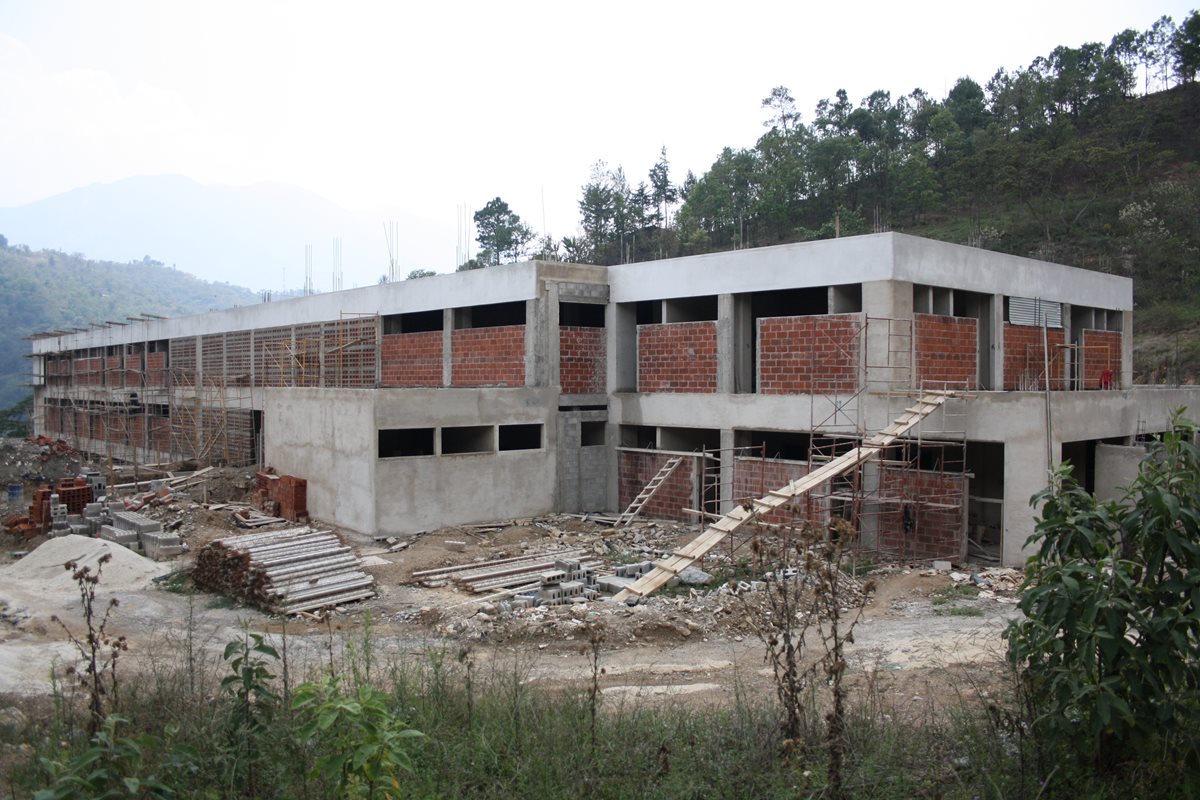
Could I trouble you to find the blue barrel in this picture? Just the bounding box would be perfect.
[6,483,21,503]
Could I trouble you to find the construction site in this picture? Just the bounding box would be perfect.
[3,231,1199,697]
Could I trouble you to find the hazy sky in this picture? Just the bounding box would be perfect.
[0,1,1192,274]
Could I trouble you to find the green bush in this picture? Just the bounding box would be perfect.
[1005,414,1200,782]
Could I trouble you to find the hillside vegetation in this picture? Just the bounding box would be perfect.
[507,13,1200,382]
[0,245,258,409]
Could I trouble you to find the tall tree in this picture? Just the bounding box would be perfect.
[648,146,678,256]
[1173,10,1200,83]
[473,197,534,266]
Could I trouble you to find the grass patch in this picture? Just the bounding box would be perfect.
[934,605,985,617]
[930,584,977,605]
[205,594,239,610]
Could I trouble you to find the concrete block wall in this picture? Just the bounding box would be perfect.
[293,323,323,386]
[1081,329,1122,389]
[254,327,292,387]
[322,318,378,387]
[201,333,224,386]
[1003,324,1066,390]
[617,449,696,522]
[559,326,606,393]
[731,456,820,525]
[450,326,526,387]
[914,313,978,390]
[170,338,197,387]
[758,313,862,394]
[225,330,252,385]
[381,332,443,387]
[875,466,966,560]
[555,410,610,512]
[636,321,718,393]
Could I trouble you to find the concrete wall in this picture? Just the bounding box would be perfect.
[1095,443,1147,502]
[555,408,610,513]
[262,388,377,534]
[372,387,559,534]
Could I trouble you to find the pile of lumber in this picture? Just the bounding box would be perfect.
[193,527,375,614]
[411,547,603,593]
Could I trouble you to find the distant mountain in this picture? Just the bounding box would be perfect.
[0,176,453,291]
[0,246,260,408]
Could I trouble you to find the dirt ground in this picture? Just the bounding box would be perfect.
[0,437,1023,707]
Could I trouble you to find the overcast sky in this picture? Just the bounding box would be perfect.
[0,1,1193,275]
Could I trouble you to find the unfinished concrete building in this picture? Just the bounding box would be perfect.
[27,233,1200,566]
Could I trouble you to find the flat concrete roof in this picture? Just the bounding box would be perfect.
[607,232,1132,310]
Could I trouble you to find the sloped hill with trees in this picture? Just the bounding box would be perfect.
[0,242,258,410]
[518,12,1199,382]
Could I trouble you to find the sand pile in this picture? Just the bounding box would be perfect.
[3,535,168,591]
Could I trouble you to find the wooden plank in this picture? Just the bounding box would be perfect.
[612,393,954,601]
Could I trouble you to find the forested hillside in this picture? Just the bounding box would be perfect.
[0,244,258,409]
[517,12,1200,381]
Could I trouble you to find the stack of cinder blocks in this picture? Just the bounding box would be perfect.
[100,510,184,561]
[595,560,656,595]
[48,494,70,537]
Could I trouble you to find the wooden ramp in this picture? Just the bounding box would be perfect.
[613,456,684,528]
[612,392,956,602]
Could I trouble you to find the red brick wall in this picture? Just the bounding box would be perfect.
[150,416,171,455]
[105,355,123,388]
[1003,324,1066,390]
[451,326,526,387]
[914,314,977,390]
[146,352,167,387]
[128,414,146,449]
[44,405,61,435]
[381,331,443,387]
[1081,329,1122,389]
[617,450,696,522]
[560,326,606,394]
[75,410,89,439]
[876,466,965,559]
[637,321,718,393]
[75,356,103,386]
[758,314,862,394]
[732,457,826,526]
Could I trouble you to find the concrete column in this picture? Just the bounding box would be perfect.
[716,294,735,394]
[1061,303,1073,389]
[1001,427,1054,566]
[546,283,562,390]
[733,294,753,393]
[608,303,637,393]
[719,428,736,512]
[990,294,1005,391]
[862,279,913,392]
[441,309,453,387]
[1121,309,1133,388]
[525,296,548,387]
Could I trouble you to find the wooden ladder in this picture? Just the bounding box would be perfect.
[614,456,684,528]
[612,392,957,602]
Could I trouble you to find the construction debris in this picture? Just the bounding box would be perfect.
[193,527,375,614]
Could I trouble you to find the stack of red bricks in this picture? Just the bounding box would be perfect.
[450,326,526,386]
[636,322,717,393]
[758,314,861,394]
[559,327,606,393]
[254,468,309,523]
[381,332,443,387]
[914,314,978,390]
